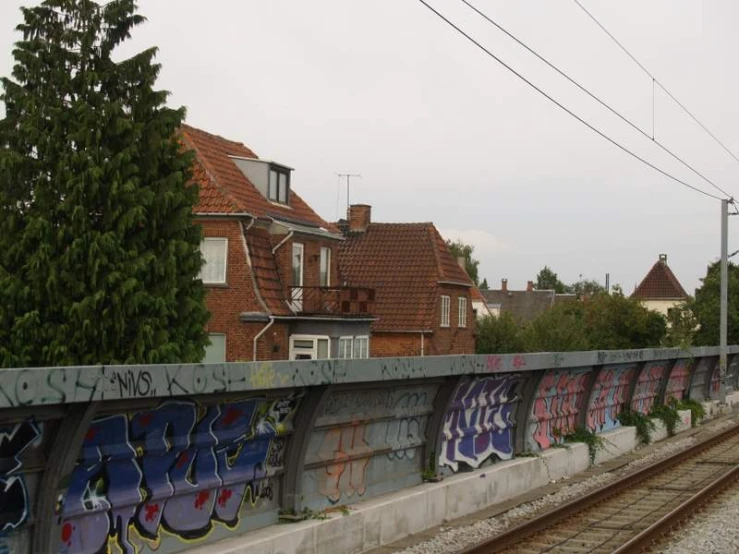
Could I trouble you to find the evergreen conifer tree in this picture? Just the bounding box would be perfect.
[0,0,209,366]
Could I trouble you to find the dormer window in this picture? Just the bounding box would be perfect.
[268,166,290,204]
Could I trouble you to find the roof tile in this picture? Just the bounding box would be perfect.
[180,125,337,231]
[338,223,473,332]
[631,258,689,300]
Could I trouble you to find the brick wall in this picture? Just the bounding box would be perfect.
[371,332,425,357]
[369,285,475,358]
[200,218,270,361]
[273,235,341,294]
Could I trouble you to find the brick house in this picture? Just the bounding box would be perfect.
[337,205,475,357]
[181,125,375,362]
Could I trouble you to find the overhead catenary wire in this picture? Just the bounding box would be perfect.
[414,0,724,201]
[460,0,733,200]
[573,0,739,168]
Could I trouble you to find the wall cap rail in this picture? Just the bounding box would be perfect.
[0,346,735,409]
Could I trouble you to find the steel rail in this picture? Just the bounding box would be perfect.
[459,422,739,554]
[612,461,739,553]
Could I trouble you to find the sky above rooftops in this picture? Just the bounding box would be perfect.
[2,0,739,294]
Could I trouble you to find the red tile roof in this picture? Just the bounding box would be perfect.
[180,125,337,232]
[338,223,473,331]
[631,258,689,300]
[246,227,291,316]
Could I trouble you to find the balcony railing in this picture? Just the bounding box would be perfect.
[289,286,375,316]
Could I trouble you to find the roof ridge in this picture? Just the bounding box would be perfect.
[181,124,255,155]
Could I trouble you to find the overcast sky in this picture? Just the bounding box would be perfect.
[2,0,739,294]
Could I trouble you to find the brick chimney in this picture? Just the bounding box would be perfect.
[348,204,371,233]
[526,281,534,292]
[659,253,667,264]
[501,278,508,292]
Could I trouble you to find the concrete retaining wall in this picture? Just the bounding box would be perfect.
[0,346,736,553]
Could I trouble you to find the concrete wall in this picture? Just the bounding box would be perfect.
[0,346,737,553]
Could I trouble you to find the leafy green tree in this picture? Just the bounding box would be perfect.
[446,239,480,285]
[692,261,739,346]
[479,277,489,290]
[524,302,589,352]
[475,313,526,354]
[534,266,570,294]
[664,303,698,348]
[0,0,209,367]
[581,290,666,350]
[570,279,604,299]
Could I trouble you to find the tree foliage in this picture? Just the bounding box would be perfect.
[0,0,209,366]
[475,312,526,354]
[692,261,739,346]
[476,290,667,354]
[446,239,480,286]
[663,303,698,348]
[570,279,605,298]
[534,266,570,294]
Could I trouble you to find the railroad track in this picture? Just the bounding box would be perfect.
[459,422,739,554]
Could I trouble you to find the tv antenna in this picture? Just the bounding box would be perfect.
[337,173,362,213]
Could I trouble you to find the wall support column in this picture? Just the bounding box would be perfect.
[33,401,99,553]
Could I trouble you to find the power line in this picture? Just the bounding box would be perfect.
[460,0,733,200]
[414,0,724,201]
[573,0,739,167]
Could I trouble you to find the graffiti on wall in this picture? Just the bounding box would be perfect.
[631,362,667,414]
[586,365,636,432]
[529,369,590,451]
[439,375,520,472]
[664,359,691,401]
[307,386,436,508]
[58,395,300,554]
[0,420,42,536]
[317,421,372,504]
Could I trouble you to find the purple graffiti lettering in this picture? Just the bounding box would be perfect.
[58,395,300,553]
[440,376,519,471]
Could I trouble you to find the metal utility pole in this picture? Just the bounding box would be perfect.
[720,198,729,402]
[337,173,361,212]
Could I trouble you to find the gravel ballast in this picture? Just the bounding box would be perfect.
[392,431,719,554]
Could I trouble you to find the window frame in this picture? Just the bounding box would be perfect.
[458,297,468,328]
[199,237,228,285]
[338,335,369,359]
[320,246,331,287]
[440,295,451,327]
[203,333,227,363]
[268,165,290,204]
[292,242,304,286]
[289,334,330,360]
[338,336,353,359]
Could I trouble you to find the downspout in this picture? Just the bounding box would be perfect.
[421,331,425,357]
[242,216,273,362]
[253,316,275,362]
[272,230,294,254]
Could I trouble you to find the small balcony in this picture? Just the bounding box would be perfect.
[289,286,375,317]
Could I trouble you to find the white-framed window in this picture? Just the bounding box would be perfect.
[203,333,226,363]
[458,297,468,328]
[338,336,370,359]
[199,238,228,285]
[440,295,451,327]
[353,336,369,359]
[268,166,290,204]
[290,335,330,360]
[320,246,331,287]
[338,337,353,359]
[292,243,304,286]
